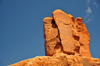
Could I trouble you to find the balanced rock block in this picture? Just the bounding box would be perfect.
[43,9,91,58]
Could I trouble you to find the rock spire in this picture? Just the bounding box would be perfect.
[43,9,91,58]
[9,9,100,66]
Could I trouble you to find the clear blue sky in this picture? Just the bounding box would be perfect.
[0,0,100,66]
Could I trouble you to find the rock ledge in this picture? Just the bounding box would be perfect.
[9,53,100,66]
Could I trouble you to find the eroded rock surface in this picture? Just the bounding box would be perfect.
[9,53,100,66]
[9,9,100,66]
[43,9,91,57]
[43,17,62,56]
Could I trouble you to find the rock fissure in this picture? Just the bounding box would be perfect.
[56,27,63,52]
[9,9,100,66]
[43,9,92,57]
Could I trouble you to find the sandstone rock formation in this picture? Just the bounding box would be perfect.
[43,9,91,58]
[9,9,100,66]
[9,53,100,66]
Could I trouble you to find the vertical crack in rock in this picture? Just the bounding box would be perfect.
[52,19,63,53]
[9,9,100,66]
[44,9,91,58]
[54,26,63,53]
[52,9,76,55]
[43,17,63,56]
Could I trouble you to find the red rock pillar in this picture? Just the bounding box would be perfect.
[43,9,91,58]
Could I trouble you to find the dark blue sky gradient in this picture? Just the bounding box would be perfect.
[0,0,100,66]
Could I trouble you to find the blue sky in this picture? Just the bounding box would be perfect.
[0,0,100,66]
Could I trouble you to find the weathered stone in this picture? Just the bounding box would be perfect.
[9,53,100,66]
[43,17,62,56]
[75,17,91,58]
[43,9,91,57]
[53,9,76,55]
[9,9,100,66]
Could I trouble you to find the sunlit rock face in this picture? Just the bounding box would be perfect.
[9,9,100,66]
[43,9,91,58]
[9,53,100,66]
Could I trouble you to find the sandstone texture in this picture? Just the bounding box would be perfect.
[9,9,100,66]
[9,53,100,66]
[44,9,91,58]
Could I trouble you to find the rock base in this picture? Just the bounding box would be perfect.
[9,53,100,66]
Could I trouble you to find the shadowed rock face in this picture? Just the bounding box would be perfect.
[43,9,91,58]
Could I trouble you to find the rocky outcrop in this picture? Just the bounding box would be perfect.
[43,17,61,56]
[9,9,100,66]
[9,53,100,66]
[44,9,91,57]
